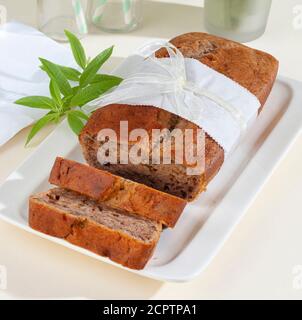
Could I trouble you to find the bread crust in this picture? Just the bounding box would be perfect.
[156,32,278,106]
[29,196,161,270]
[49,157,186,227]
[79,32,278,200]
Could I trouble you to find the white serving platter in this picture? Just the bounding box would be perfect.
[0,76,301,282]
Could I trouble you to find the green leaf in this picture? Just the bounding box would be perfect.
[69,109,90,121]
[72,86,81,94]
[64,30,87,69]
[39,58,73,97]
[69,80,117,107]
[90,74,123,85]
[26,113,57,145]
[15,96,55,110]
[61,86,81,110]
[62,96,73,111]
[80,46,114,87]
[17,29,118,144]
[41,64,81,81]
[67,112,85,135]
[59,66,81,82]
[49,80,62,107]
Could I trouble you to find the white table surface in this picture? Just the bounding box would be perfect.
[0,0,302,299]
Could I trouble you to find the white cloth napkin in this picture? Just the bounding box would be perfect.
[0,22,74,147]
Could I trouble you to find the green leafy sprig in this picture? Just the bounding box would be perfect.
[15,30,122,145]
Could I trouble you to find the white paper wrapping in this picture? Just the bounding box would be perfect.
[86,42,261,155]
[0,22,74,146]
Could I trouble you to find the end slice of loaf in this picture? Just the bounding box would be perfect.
[79,32,279,201]
[29,188,162,270]
[49,157,186,227]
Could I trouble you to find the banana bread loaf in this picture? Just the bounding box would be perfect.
[29,188,161,270]
[79,32,278,201]
[49,157,187,227]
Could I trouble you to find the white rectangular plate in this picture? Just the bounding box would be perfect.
[0,76,301,282]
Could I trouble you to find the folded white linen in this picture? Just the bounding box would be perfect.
[0,22,74,146]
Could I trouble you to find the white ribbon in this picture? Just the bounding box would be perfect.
[84,41,260,154]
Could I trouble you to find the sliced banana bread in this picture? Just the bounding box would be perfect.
[49,157,187,227]
[29,188,162,270]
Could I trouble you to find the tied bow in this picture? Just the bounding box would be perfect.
[84,41,247,136]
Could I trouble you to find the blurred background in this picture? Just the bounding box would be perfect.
[0,0,301,80]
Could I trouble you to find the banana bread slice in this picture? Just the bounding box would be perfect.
[49,157,186,227]
[79,32,278,201]
[29,188,161,270]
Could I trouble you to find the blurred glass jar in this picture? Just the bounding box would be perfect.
[89,0,143,33]
[204,0,272,42]
[37,0,89,42]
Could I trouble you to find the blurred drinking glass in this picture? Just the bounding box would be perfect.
[37,0,89,42]
[204,0,272,42]
[90,0,143,33]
